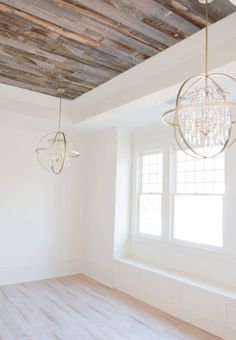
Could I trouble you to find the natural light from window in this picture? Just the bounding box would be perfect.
[137,152,163,236]
[173,150,224,247]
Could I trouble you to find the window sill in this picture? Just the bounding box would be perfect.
[133,232,162,242]
[132,232,228,257]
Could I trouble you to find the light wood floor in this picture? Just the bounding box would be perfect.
[0,274,221,340]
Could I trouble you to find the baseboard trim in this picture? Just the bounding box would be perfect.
[0,258,82,286]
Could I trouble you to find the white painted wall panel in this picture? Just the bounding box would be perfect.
[147,272,180,305]
[115,262,147,300]
[0,109,84,285]
[82,129,117,287]
[114,259,229,338]
[226,301,236,331]
[181,286,218,322]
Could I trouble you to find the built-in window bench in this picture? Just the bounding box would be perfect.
[114,258,236,340]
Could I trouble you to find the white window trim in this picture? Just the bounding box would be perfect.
[131,148,164,241]
[131,145,226,254]
[169,147,225,251]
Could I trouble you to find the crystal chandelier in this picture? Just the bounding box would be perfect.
[35,98,80,174]
[162,0,236,158]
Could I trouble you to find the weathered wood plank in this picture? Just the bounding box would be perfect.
[0,25,128,74]
[0,0,234,99]
[0,50,96,93]
[0,3,100,47]
[142,16,186,39]
[0,0,177,46]
[0,38,106,87]
[0,12,134,71]
[154,0,235,28]
[0,46,102,93]
[107,0,199,34]
[176,0,236,22]
[52,0,167,57]
[0,9,142,69]
[0,0,168,55]
[154,0,208,28]
[52,0,169,50]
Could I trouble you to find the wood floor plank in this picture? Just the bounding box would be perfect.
[0,274,221,340]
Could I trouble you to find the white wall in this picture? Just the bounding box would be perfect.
[82,128,117,286]
[129,128,236,290]
[79,126,236,339]
[1,91,236,338]
[0,109,84,285]
[113,129,131,259]
[82,126,236,287]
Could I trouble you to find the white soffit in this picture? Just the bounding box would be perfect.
[75,60,236,132]
[0,83,73,126]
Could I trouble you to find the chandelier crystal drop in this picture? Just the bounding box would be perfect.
[35,98,80,174]
[162,0,236,158]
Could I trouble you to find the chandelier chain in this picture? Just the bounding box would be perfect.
[205,0,209,81]
[58,97,62,131]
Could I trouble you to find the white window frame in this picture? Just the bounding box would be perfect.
[132,149,164,240]
[169,147,225,251]
[131,145,226,253]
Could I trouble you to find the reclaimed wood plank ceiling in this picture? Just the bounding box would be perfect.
[0,0,235,100]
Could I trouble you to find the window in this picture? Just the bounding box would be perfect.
[132,146,225,250]
[173,150,224,247]
[136,152,163,237]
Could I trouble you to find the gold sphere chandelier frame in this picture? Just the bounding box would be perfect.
[35,98,80,175]
[161,0,236,159]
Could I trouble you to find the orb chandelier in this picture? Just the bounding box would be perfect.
[162,0,236,158]
[35,98,80,174]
